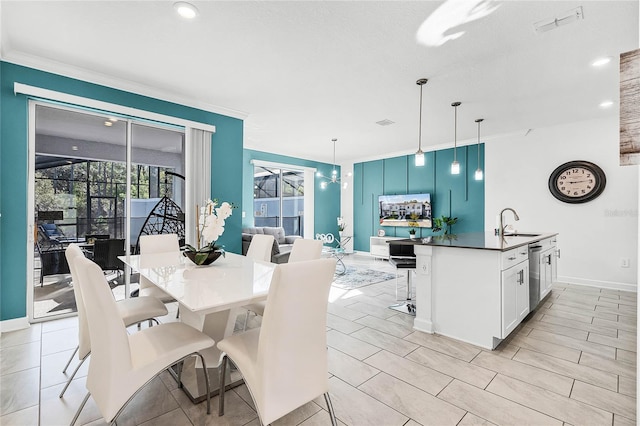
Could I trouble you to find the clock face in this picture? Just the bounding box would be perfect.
[549,161,606,204]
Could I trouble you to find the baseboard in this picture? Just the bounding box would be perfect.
[0,317,30,333]
[557,276,638,293]
[413,317,434,334]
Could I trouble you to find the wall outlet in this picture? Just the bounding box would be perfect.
[620,258,630,268]
[242,211,246,218]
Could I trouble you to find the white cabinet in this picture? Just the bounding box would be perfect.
[501,259,529,338]
[538,237,558,300]
[369,236,403,259]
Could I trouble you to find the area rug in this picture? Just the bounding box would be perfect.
[332,266,397,290]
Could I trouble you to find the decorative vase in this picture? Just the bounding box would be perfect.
[183,249,223,266]
[410,234,416,239]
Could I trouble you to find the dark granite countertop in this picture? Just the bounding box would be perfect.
[388,232,558,252]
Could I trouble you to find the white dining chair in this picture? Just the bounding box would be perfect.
[138,234,179,304]
[287,238,323,263]
[59,244,168,398]
[218,258,338,425]
[70,256,215,425]
[242,238,323,329]
[245,234,275,262]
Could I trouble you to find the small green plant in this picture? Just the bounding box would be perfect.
[432,215,458,235]
[408,213,420,237]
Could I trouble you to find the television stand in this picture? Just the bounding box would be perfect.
[369,236,404,260]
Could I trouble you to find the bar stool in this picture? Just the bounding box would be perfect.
[388,243,416,315]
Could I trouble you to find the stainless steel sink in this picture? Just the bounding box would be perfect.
[504,233,540,237]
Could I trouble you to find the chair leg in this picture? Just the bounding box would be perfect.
[59,354,88,398]
[62,345,79,373]
[395,269,400,301]
[324,392,338,426]
[176,361,184,389]
[243,310,251,331]
[196,352,211,415]
[70,391,91,426]
[218,355,228,416]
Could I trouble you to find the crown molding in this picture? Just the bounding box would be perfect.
[1,51,249,120]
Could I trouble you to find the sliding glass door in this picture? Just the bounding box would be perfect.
[253,165,304,236]
[29,102,185,321]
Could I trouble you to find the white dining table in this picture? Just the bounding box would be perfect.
[119,251,276,402]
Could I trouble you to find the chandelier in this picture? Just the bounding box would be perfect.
[318,138,344,189]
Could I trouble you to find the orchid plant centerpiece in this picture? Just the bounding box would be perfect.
[182,199,233,265]
[337,216,346,235]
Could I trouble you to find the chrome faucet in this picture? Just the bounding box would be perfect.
[498,208,520,237]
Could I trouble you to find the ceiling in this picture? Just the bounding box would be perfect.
[1,1,638,164]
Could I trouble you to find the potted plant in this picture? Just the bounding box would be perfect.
[182,199,233,265]
[432,215,458,235]
[407,213,420,239]
[337,216,346,238]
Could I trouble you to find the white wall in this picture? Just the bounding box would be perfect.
[340,164,355,253]
[486,117,638,291]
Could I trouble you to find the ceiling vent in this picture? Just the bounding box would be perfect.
[533,6,583,33]
[376,119,395,126]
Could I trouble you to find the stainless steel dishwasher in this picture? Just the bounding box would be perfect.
[528,243,543,310]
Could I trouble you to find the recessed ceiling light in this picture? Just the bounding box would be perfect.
[104,121,113,127]
[174,2,199,19]
[108,117,118,122]
[592,57,612,67]
[599,100,614,108]
[72,145,79,151]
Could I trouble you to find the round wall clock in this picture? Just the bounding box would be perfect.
[548,160,606,204]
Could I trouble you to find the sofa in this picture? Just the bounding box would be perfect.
[242,227,302,264]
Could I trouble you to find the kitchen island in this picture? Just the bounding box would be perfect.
[392,232,558,349]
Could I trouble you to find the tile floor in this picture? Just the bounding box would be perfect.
[1,254,637,425]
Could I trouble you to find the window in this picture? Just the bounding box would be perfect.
[253,166,304,236]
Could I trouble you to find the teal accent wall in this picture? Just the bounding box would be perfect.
[353,145,484,251]
[243,149,340,237]
[0,61,243,321]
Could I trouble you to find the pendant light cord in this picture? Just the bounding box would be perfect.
[451,102,461,161]
[418,85,423,152]
[332,138,337,173]
[477,120,481,163]
[453,105,457,161]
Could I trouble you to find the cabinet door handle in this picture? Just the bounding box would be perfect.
[518,269,524,284]
[556,249,561,259]
[508,256,517,260]
[546,255,552,265]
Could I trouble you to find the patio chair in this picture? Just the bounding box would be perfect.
[92,238,125,274]
[35,242,70,286]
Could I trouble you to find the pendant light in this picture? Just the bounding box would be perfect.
[474,118,484,181]
[415,78,428,167]
[450,101,461,175]
[319,138,342,189]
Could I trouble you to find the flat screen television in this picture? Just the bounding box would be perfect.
[379,193,432,228]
